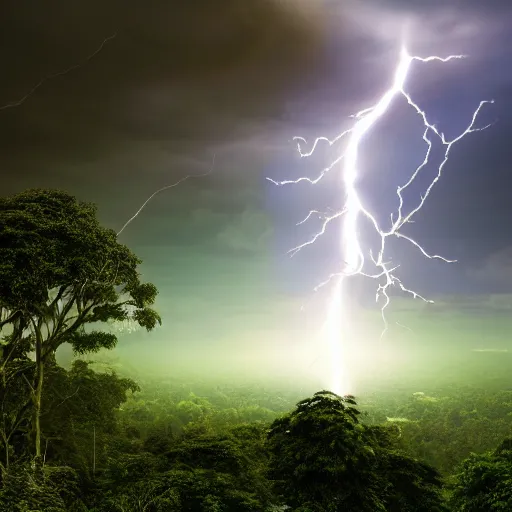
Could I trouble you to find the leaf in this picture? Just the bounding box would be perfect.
[69,330,118,355]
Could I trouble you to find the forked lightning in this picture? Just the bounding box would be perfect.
[268,45,493,395]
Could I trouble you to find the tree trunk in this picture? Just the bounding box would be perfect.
[1,432,9,471]
[33,336,44,463]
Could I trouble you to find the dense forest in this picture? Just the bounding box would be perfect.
[1,189,512,511]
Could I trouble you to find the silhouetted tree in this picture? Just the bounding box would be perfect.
[267,390,447,511]
[0,189,160,466]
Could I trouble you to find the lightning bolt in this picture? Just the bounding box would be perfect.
[0,34,116,111]
[268,45,493,396]
[116,152,216,237]
[112,154,216,334]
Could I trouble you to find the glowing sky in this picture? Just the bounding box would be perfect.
[2,0,512,382]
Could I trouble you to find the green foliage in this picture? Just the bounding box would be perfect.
[267,390,446,511]
[377,451,447,512]
[0,188,161,339]
[107,468,263,512]
[96,421,274,511]
[1,360,510,511]
[155,468,264,511]
[267,391,378,510]
[39,359,139,480]
[0,188,160,461]
[68,330,119,355]
[2,190,126,309]
[0,462,82,511]
[384,389,512,475]
[450,438,512,511]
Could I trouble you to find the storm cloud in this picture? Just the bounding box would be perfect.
[2,1,512,367]
[0,0,330,169]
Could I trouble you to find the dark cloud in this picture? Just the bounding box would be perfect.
[2,0,510,181]
[0,0,330,173]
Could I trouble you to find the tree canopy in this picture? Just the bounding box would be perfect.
[267,390,447,511]
[0,188,161,462]
[450,438,512,511]
[0,188,160,333]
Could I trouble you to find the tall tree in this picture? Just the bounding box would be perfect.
[0,189,160,465]
[267,391,447,511]
[450,438,512,511]
[267,390,384,511]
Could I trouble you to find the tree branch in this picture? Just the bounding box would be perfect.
[0,309,22,330]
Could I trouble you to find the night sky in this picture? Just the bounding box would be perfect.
[2,1,512,382]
